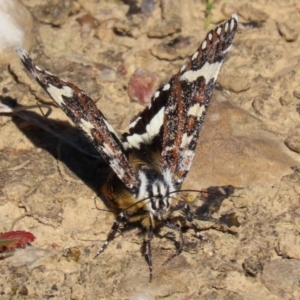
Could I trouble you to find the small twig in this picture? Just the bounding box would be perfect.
[9,212,33,231]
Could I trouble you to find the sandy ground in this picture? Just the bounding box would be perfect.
[1,0,300,299]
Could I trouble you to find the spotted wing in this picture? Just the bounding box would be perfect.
[16,48,139,190]
[161,15,238,185]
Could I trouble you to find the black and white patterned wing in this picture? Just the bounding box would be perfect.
[162,15,238,185]
[123,15,238,185]
[16,48,139,190]
[161,15,237,185]
[122,86,167,151]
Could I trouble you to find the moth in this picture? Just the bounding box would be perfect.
[16,14,238,279]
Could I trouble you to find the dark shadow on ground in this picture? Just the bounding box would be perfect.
[1,97,111,195]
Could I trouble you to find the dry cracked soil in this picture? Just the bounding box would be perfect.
[1,0,300,299]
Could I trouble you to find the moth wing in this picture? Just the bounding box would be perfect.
[16,48,139,190]
[122,15,238,186]
[161,15,238,185]
[121,82,170,152]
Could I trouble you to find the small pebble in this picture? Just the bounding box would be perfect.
[128,69,160,106]
[285,135,300,153]
[252,98,264,115]
[293,88,300,99]
[238,3,269,22]
[277,22,298,42]
[279,92,292,106]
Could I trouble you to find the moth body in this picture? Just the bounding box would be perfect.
[102,152,178,229]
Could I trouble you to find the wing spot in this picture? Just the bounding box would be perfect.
[180,64,186,73]
[180,133,194,148]
[216,27,222,35]
[47,84,74,106]
[180,61,221,83]
[103,143,116,157]
[103,119,120,141]
[109,158,126,179]
[45,70,53,76]
[208,33,213,40]
[126,107,165,149]
[224,22,229,32]
[79,119,95,139]
[164,146,174,152]
[154,91,160,98]
[230,17,236,31]
[232,14,238,22]
[188,103,205,117]
[129,116,141,129]
[202,40,207,50]
[178,150,195,172]
[192,51,199,61]
[163,83,171,91]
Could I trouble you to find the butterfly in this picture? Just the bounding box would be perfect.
[16,14,238,280]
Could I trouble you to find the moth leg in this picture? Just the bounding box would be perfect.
[142,225,154,282]
[174,200,214,245]
[190,223,215,246]
[94,211,130,258]
[161,201,193,264]
[170,200,193,222]
[162,220,184,265]
[163,201,215,264]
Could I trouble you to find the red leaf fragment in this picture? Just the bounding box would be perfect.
[0,231,36,252]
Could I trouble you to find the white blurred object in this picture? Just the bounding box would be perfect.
[0,0,32,58]
[130,292,155,300]
[5,246,55,269]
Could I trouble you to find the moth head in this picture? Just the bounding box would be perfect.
[149,193,171,221]
[137,168,176,221]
